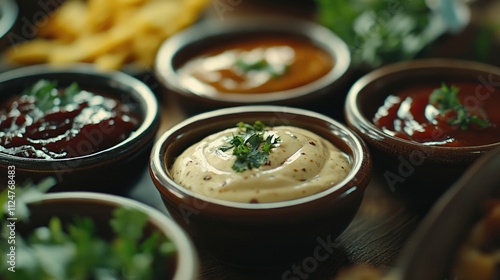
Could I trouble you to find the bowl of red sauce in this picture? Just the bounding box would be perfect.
[345,59,500,207]
[0,64,160,192]
[154,17,351,114]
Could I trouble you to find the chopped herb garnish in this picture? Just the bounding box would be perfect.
[235,57,288,78]
[0,177,56,221]
[315,0,448,68]
[23,79,81,112]
[429,83,490,130]
[0,180,175,280]
[220,121,281,172]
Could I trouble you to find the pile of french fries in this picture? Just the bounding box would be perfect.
[5,0,209,70]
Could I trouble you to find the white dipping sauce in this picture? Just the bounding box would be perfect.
[171,126,351,203]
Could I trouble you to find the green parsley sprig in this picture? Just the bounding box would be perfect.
[315,0,446,68]
[24,79,81,112]
[0,179,175,280]
[429,83,490,130]
[235,57,288,78]
[0,177,56,221]
[219,121,281,172]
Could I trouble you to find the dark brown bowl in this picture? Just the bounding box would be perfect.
[154,17,351,114]
[388,146,500,280]
[149,106,372,268]
[0,64,160,192]
[344,59,500,209]
[18,192,198,280]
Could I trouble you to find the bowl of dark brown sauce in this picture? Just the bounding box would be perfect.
[0,64,160,192]
[154,16,351,114]
[344,59,500,210]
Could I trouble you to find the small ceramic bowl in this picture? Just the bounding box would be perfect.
[0,0,18,50]
[149,106,372,268]
[388,145,500,280]
[344,59,500,207]
[19,192,198,280]
[0,64,160,192]
[154,17,351,114]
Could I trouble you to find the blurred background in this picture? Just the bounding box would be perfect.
[1,0,500,73]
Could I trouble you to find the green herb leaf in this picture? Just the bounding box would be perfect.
[219,121,281,172]
[429,83,490,130]
[315,0,445,67]
[1,204,176,280]
[235,57,288,78]
[1,177,56,221]
[23,79,81,112]
[110,207,148,243]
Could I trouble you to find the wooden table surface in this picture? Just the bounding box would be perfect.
[126,1,500,279]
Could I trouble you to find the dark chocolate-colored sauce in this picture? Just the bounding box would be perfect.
[0,88,140,159]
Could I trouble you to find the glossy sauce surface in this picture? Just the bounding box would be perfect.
[373,83,500,147]
[0,87,140,159]
[177,36,334,94]
[170,126,351,203]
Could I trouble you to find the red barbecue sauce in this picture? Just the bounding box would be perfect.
[373,83,500,147]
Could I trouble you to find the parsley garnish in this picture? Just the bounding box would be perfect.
[235,57,288,78]
[0,180,175,280]
[316,0,446,67]
[24,79,81,112]
[429,83,490,130]
[220,121,281,172]
[0,177,56,221]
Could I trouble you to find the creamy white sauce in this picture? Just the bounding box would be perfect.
[171,126,351,203]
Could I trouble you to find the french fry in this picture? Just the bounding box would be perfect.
[86,0,115,33]
[38,0,88,41]
[4,0,210,70]
[94,50,130,71]
[5,39,59,64]
[132,31,165,68]
[48,26,134,63]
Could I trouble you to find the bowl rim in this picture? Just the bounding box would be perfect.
[0,64,159,167]
[345,58,500,154]
[150,105,369,210]
[24,191,198,280]
[154,16,351,104]
[388,146,500,280]
[0,0,18,41]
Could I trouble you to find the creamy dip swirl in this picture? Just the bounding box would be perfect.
[171,126,352,203]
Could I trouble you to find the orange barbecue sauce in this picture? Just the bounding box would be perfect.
[177,36,334,94]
